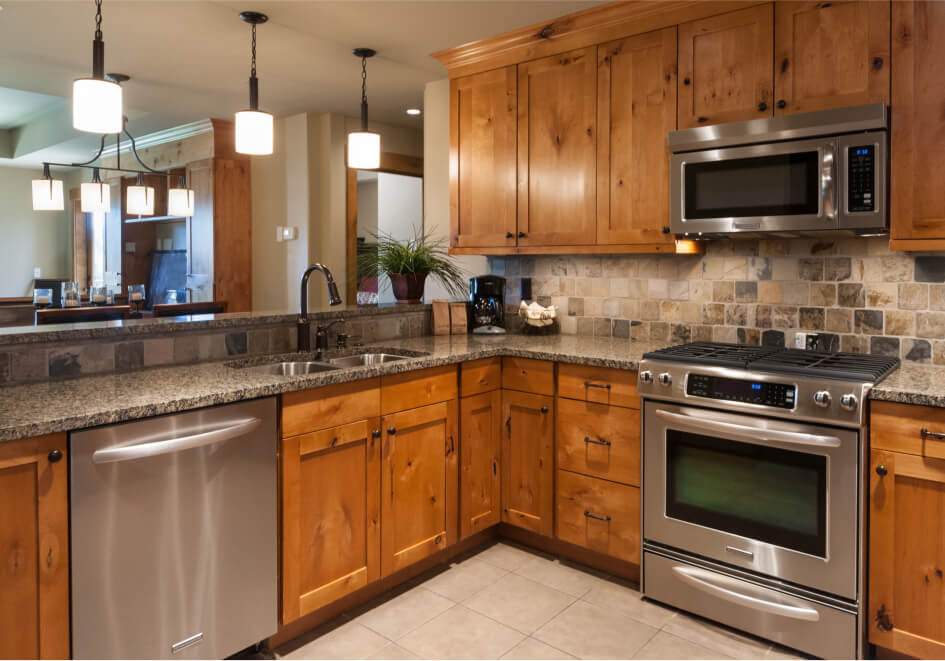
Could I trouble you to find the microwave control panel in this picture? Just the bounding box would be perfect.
[687,374,796,409]
[847,145,875,213]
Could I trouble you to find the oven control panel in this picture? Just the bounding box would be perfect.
[687,374,796,409]
[847,145,875,213]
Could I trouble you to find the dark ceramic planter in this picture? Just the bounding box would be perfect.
[389,273,428,304]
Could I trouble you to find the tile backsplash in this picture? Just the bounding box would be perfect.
[491,238,945,365]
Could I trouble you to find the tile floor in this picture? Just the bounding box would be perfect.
[274,541,809,660]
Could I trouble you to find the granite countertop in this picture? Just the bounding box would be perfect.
[866,364,945,409]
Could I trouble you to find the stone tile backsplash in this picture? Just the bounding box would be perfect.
[491,237,945,365]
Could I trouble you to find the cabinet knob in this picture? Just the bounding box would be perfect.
[372,429,381,439]
[777,99,786,109]
[662,226,671,234]
[517,231,527,238]
[873,56,884,71]
[875,465,888,477]
[506,231,514,239]
[540,406,549,414]
[387,427,396,435]
[683,77,691,86]
[48,449,63,463]
[757,101,767,112]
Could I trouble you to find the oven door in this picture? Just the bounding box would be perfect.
[643,400,859,599]
[670,137,838,236]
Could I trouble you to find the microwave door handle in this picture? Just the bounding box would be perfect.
[671,565,821,622]
[91,417,262,464]
[653,409,841,448]
[822,142,837,220]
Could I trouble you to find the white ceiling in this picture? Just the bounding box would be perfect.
[0,0,602,168]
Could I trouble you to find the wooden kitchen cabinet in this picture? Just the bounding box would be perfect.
[460,390,502,539]
[677,4,774,129]
[517,47,598,247]
[450,67,518,249]
[501,390,554,536]
[380,400,459,576]
[773,1,889,116]
[557,470,640,565]
[0,433,69,660]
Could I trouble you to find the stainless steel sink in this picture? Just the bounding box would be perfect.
[327,353,413,367]
[240,361,338,376]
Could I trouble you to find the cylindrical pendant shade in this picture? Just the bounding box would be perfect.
[347,131,380,169]
[31,178,65,211]
[73,78,123,134]
[168,187,195,217]
[127,184,155,215]
[80,181,111,213]
[235,110,273,155]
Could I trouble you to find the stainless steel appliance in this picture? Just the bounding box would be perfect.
[469,275,506,334]
[639,343,899,659]
[669,103,888,237]
[70,398,278,660]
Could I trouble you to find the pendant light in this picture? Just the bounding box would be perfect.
[81,168,110,213]
[32,164,65,211]
[126,173,155,215]
[73,0,123,134]
[234,11,273,155]
[347,48,381,169]
[168,175,195,217]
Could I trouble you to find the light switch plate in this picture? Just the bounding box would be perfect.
[275,226,284,242]
[125,242,136,253]
[281,226,298,241]
[34,267,41,278]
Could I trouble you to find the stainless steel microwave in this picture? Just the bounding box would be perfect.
[669,103,888,237]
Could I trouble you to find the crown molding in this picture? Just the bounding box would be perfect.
[101,119,214,159]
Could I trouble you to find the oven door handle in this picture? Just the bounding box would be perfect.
[654,409,841,448]
[671,565,821,622]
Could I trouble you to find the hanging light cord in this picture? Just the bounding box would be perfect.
[94,0,103,40]
[251,23,257,77]
[361,55,368,105]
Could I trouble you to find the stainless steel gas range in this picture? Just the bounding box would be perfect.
[638,342,899,660]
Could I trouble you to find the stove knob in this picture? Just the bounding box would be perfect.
[658,373,673,387]
[640,370,653,385]
[813,390,832,408]
[840,394,858,411]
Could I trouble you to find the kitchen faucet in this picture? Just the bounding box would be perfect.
[298,264,342,353]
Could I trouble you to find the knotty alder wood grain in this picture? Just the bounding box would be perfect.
[501,356,555,396]
[871,400,945,461]
[556,470,640,565]
[380,365,458,415]
[460,357,502,397]
[282,379,381,438]
[460,390,502,539]
[501,390,554,537]
[557,363,639,407]
[0,433,69,660]
[556,397,640,487]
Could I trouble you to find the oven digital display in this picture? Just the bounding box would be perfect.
[687,374,795,408]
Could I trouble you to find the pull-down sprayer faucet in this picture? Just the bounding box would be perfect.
[298,264,342,353]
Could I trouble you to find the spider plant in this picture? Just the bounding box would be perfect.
[357,227,467,300]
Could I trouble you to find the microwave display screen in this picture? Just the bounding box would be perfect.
[683,152,819,219]
[848,145,875,212]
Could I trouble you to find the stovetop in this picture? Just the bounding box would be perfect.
[643,341,899,383]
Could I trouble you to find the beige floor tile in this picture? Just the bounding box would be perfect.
[464,573,577,634]
[475,542,546,572]
[421,556,510,602]
[662,613,773,661]
[353,586,454,640]
[581,581,677,629]
[365,643,421,660]
[501,637,578,660]
[397,604,526,660]
[533,599,659,659]
[276,620,390,660]
[763,644,811,660]
[514,556,604,597]
[632,630,733,660]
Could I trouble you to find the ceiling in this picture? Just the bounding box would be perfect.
[0,0,602,168]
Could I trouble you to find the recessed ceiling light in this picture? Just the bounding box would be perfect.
[406,108,421,116]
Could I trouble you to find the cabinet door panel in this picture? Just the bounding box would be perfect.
[678,4,774,129]
[501,390,554,536]
[597,28,677,245]
[774,1,889,115]
[450,67,518,249]
[460,391,502,538]
[518,48,597,246]
[556,470,640,564]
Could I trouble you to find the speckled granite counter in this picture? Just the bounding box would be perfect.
[0,335,667,442]
[866,364,945,409]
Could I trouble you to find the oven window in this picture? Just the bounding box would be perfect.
[665,430,827,557]
[684,152,820,219]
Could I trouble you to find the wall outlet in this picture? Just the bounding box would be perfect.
[281,226,298,241]
[275,226,284,242]
[33,267,41,278]
[125,242,136,254]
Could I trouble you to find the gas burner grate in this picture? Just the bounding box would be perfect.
[749,350,900,382]
[642,342,782,368]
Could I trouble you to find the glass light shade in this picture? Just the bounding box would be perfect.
[31,178,65,211]
[127,184,155,215]
[347,131,381,169]
[235,110,274,155]
[80,182,111,213]
[167,187,195,217]
[73,78,123,134]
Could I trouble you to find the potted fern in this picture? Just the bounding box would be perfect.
[357,228,466,303]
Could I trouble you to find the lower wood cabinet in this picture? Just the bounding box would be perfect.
[556,470,640,565]
[501,390,554,536]
[0,433,70,660]
[460,390,502,539]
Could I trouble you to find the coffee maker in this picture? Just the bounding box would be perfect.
[469,275,506,334]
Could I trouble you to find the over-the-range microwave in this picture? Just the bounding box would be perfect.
[669,103,888,238]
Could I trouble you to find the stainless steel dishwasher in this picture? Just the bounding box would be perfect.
[70,398,278,660]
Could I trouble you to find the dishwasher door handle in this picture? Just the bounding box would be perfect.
[92,417,262,464]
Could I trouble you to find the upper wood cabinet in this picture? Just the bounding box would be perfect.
[450,67,518,249]
[0,433,69,660]
[460,390,502,539]
[774,1,890,116]
[517,48,598,247]
[597,28,677,245]
[890,0,945,247]
[501,390,554,536]
[678,4,774,129]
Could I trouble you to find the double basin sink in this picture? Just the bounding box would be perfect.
[239,352,415,376]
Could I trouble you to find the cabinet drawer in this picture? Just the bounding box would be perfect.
[502,357,554,395]
[556,470,640,565]
[461,358,501,396]
[282,379,380,438]
[557,398,640,486]
[871,401,945,460]
[381,365,458,415]
[558,363,638,408]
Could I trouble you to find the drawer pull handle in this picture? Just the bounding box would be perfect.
[584,436,612,447]
[584,381,611,390]
[584,510,611,522]
[921,428,945,441]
